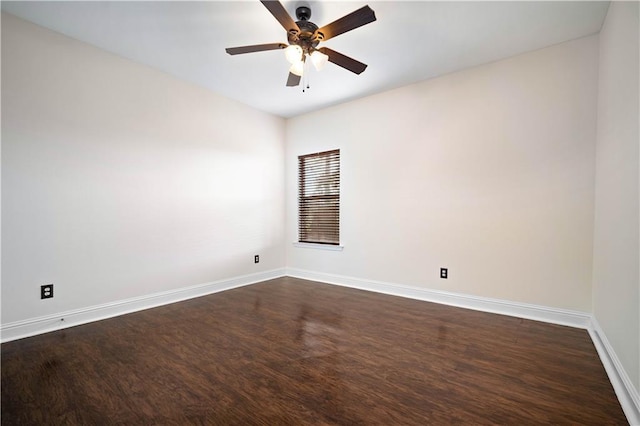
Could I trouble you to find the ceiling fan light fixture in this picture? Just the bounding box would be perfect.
[284,44,303,64]
[289,60,305,76]
[310,50,329,71]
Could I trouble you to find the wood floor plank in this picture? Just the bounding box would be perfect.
[1,277,627,425]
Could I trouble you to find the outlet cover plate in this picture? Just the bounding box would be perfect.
[41,284,54,299]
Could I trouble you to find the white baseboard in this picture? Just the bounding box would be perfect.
[286,268,592,328]
[0,268,286,343]
[589,318,640,425]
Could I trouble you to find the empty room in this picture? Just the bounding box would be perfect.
[1,1,638,424]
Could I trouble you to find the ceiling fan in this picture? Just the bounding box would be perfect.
[225,1,376,87]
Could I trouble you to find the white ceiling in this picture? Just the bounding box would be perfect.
[2,1,609,118]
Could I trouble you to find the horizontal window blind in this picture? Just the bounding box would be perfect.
[298,149,340,245]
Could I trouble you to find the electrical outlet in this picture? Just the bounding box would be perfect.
[254,255,259,264]
[41,284,54,299]
[440,268,448,279]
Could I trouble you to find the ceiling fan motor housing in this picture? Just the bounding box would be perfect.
[288,6,322,54]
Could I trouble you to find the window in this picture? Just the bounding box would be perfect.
[298,149,340,245]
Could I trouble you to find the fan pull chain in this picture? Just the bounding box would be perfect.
[302,60,307,93]
[302,59,310,93]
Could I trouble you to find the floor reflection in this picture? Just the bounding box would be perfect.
[292,304,353,420]
[295,304,343,359]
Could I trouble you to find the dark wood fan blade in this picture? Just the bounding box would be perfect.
[286,72,301,87]
[317,5,376,41]
[318,47,368,74]
[260,0,300,33]
[225,43,287,55]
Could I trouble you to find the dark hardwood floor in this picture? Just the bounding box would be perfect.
[2,277,627,425]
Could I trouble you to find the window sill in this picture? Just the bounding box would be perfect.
[293,242,344,251]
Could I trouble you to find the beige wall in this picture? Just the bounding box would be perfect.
[593,1,640,392]
[1,13,286,324]
[286,35,599,312]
